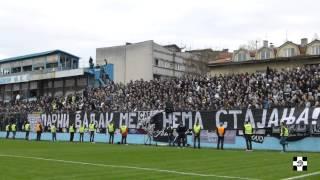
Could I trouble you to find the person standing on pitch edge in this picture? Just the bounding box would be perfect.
[11,122,17,139]
[165,124,174,146]
[79,124,85,143]
[216,122,225,150]
[5,123,11,139]
[107,121,115,144]
[35,121,43,141]
[69,123,75,142]
[89,121,96,143]
[24,121,31,140]
[177,122,187,148]
[193,121,201,149]
[51,123,57,142]
[280,122,289,152]
[120,124,128,144]
[244,121,253,151]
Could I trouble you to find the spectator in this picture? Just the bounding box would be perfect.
[1,65,320,113]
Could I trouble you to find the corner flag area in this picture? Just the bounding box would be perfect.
[0,140,319,180]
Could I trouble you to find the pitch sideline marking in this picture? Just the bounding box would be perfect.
[0,154,258,180]
[282,171,320,180]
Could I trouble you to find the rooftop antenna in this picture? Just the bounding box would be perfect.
[313,33,319,40]
[265,33,268,40]
[285,30,288,42]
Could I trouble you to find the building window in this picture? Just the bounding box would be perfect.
[65,79,75,87]
[238,53,247,61]
[66,57,71,69]
[46,62,58,69]
[154,58,159,66]
[29,90,37,98]
[11,67,21,74]
[77,77,87,86]
[29,82,38,89]
[165,62,170,68]
[261,50,270,59]
[0,68,11,75]
[34,66,44,71]
[54,80,63,88]
[73,60,78,69]
[312,46,320,55]
[23,65,32,72]
[284,48,295,57]
[60,56,66,69]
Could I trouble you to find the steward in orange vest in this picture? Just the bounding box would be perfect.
[120,125,128,144]
[216,123,225,150]
[35,122,43,141]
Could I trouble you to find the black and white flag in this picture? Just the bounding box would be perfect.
[293,157,307,171]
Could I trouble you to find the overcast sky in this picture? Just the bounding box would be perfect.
[0,0,319,66]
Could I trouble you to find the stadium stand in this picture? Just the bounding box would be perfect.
[1,64,320,113]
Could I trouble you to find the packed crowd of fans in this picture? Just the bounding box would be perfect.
[1,64,320,113]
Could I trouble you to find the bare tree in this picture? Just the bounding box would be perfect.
[239,40,261,50]
[183,50,212,76]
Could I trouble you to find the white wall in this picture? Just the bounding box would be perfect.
[96,41,153,83]
[96,46,126,83]
[96,40,203,83]
[125,41,153,82]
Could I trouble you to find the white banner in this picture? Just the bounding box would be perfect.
[0,75,29,85]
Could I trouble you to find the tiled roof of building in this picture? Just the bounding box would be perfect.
[208,51,233,64]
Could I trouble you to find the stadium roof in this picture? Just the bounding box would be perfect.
[0,50,79,64]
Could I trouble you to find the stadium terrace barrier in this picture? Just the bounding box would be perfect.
[0,107,320,152]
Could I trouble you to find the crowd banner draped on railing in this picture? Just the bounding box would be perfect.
[0,107,320,136]
[38,107,320,130]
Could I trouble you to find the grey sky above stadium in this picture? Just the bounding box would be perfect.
[0,0,319,66]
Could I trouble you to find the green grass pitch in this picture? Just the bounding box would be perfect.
[0,139,319,180]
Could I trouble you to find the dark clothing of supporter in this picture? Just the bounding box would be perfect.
[165,126,174,146]
[176,123,187,147]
